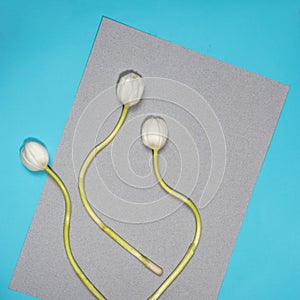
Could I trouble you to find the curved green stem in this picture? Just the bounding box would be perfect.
[45,166,106,300]
[78,104,163,276]
[148,149,202,300]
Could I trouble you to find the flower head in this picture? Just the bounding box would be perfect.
[141,117,168,150]
[20,141,49,171]
[116,71,144,107]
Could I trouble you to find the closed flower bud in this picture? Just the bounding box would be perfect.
[20,141,49,171]
[116,71,144,107]
[141,117,168,150]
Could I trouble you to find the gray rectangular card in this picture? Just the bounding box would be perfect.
[10,17,289,299]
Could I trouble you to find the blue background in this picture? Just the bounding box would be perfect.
[0,0,299,299]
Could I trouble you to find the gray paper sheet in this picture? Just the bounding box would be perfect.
[10,17,289,299]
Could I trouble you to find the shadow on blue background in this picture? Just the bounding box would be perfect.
[0,0,299,299]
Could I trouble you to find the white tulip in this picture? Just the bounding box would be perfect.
[116,71,144,107]
[20,141,49,171]
[141,117,168,150]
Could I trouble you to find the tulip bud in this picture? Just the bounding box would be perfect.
[20,141,49,171]
[141,117,168,150]
[116,71,144,107]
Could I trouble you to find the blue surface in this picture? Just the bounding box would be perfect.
[0,1,299,299]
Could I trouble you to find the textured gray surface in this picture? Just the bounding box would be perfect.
[10,17,289,299]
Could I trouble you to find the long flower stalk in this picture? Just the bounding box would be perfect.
[46,166,106,299]
[148,149,202,299]
[78,105,163,276]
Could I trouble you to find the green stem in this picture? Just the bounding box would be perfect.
[78,105,163,276]
[45,166,106,299]
[148,149,202,299]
